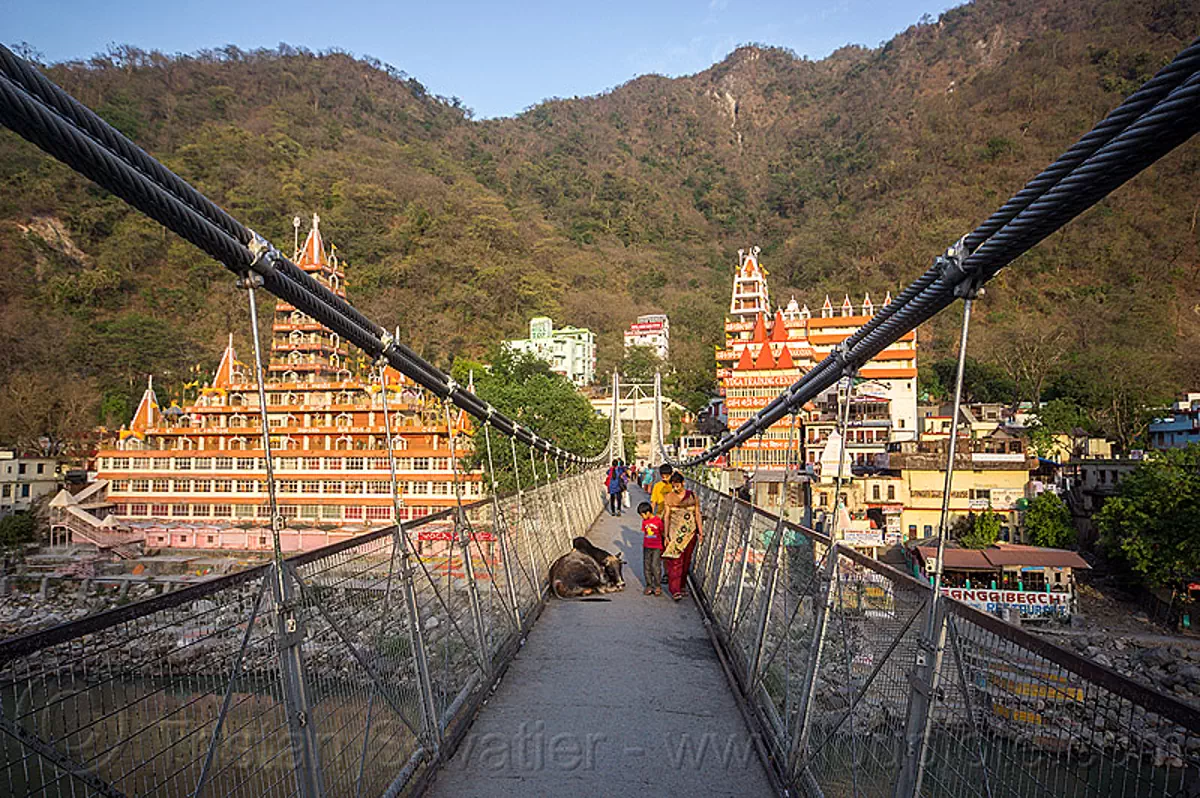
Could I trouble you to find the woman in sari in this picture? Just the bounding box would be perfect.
[661,472,702,601]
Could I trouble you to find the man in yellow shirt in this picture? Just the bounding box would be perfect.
[650,464,673,516]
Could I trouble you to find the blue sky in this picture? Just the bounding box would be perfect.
[9,0,959,119]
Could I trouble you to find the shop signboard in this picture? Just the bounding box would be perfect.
[942,587,1071,618]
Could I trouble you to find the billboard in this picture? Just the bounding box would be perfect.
[941,587,1071,618]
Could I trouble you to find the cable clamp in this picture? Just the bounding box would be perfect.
[831,341,856,378]
[444,378,459,398]
[935,236,983,299]
[246,230,280,278]
[374,332,395,368]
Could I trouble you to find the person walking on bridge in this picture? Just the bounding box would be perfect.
[650,463,673,516]
[605,459,626,517]
[661,472,702,601]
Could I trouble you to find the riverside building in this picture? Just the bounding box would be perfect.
[92,215,481,552]
[717,247,919,475]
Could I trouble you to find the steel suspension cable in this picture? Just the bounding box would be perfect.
[482,421,527,626]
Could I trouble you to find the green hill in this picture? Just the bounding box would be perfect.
[0,0,1197,451]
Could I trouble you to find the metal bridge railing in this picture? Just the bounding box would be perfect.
[686,479,1200,798]
[0,471,605,798]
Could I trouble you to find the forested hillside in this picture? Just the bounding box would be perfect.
[1,0,1197,452]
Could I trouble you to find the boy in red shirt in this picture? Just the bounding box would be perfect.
[638,501,664,596]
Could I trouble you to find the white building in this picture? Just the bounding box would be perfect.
[729,246,770,323]
[506,317,596,387]
[623,313,670,360]
[0,452,59,518]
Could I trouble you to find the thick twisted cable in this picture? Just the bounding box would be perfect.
[833,44,1200,359]
[0,49,494,421]
[0,46,389,344]
[0,44,248,244]
[0,72,389,355]
[962,35,1200,252]
[966,71,1200,279]
[851,46,1200,343]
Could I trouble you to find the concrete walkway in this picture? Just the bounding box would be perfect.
[427,487,775,798]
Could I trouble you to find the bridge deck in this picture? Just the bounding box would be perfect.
[427,487,773,797]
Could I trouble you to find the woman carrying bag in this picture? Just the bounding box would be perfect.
[661,472,702,601]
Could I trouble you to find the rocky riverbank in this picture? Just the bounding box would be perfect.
[0,580,161,638]
[1049,631,1200,707]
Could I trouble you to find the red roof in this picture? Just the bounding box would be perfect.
[734,347,754,370]
[212,335,237,389]
[915,546,994,571]
[750,313,768,344]
[915,543,1089,571]
[130,378,159,433]
[752,344,776,370]
[770,310,789,342]
[776,346,796,369]
[983,543,1090,569]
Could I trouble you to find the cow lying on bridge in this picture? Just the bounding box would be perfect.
[549,537,625,598]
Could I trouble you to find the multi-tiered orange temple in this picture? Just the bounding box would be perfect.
[93,215,481,552]
[717,247,919,470]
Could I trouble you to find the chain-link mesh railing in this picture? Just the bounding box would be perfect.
[684,478,1200,798]
[0,471,605,798]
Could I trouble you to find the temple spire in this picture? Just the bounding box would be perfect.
[129,375,160,434]
[213,333,238,389]
[296,213,326,267]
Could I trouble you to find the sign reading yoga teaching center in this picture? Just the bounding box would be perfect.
[942,587,1071,618]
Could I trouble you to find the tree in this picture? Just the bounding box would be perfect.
[0,373,99,456]
[917,363,947,402]
[958,508,1002,549]
[1023,491,1076,548]
[663,363,715,415]
[929,357,1016,405]
[991,320,1069,408]
[1096,446,1200,589]
[0,512,37,553]
[619,345,662,384]
[1044,348,1175,452]
[1027,398,1089,459]
[451,348,608,493]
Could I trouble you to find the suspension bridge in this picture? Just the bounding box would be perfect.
[0,36,1199,798]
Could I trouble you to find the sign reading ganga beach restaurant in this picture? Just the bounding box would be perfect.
[942,587,1071,618]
